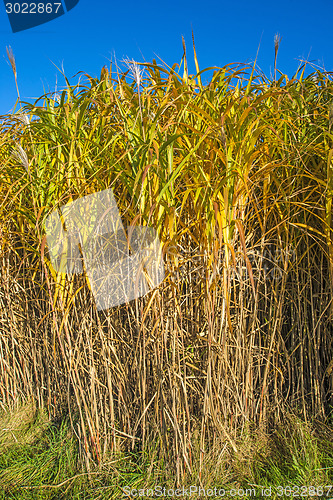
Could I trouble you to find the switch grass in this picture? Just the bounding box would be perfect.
[1,38,333,487]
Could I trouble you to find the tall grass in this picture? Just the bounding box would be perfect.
[1,39,333,485]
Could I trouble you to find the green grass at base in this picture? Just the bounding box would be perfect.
[1,401,333,500]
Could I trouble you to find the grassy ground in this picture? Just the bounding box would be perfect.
[1,400,333,499]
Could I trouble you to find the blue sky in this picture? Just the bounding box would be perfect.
[1,0,332,116]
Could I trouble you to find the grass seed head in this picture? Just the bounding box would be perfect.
[12,144,29,173]
[123,58,144,89]
[6,46,16,78]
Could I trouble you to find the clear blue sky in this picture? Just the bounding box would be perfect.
[1,0,332,116]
